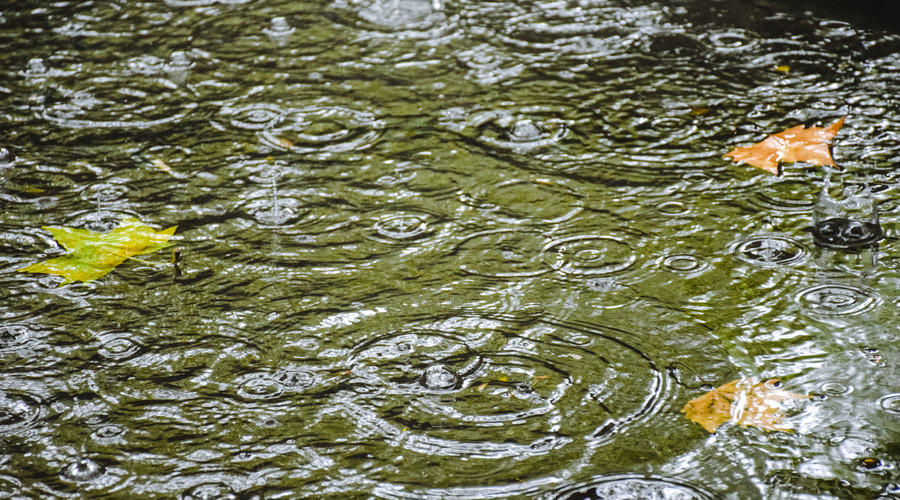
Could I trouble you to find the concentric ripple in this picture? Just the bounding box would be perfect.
[235,373,285,401]
[544,235,638,276]
[795,284,881,316]
[441,107,570,153]
[659,253,710,275]
[733,235,810,267]
[369,211,433,243]
[455,229,551,278]
[40,81,192,129]
[0,390,45,433]
[225,103,286,130]
[332,0,448,33]
[460,178,582,224]
[548,474,717,500]
[878,394,900,415]
[260,106,383,155]
[345,315,665,466]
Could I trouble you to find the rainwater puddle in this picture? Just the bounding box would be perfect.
[1,0,899,498]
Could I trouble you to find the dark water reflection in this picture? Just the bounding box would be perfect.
[1,0,899,498]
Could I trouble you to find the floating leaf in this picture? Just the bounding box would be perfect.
[723,117,845,175]
[19,217,177,285]
[681,378,810,433]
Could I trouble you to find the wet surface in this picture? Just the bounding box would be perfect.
[1,0,900,498]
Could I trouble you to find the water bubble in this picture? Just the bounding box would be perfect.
[733,236,809,266]
[236,374,284,400]
[795,284,880,316]
[419,364,462,390]
[181,483,237,500]
[61,458,104,482]
[544,235,638,276]
[877,394,900,415]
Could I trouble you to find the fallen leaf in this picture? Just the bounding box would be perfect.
[723,117,845,175]
[681,378,810,433]
[19,217,177,285]
[775,65,790,73]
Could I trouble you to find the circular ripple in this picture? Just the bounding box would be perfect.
[544,235,637,276]
[235,374,284,401]
[226,103,286,130]
[456,229,551,278]
[795,284,881,316]
[345,315,664,466]
[370,212,431,243]
[819,381,853,397]
[40,81,191,129]
[181,483,237,500]
[260,106,383,155]
[747,180,818,214]
[97,333,143,360]
[877,394,900,415]
[659,253,709,275]
[272,369,316,391]
[550,474,717,500]
[92,424,126,441]
[350,330,481,394]
[733,236,810,267]
[455,44,525,84]
[61,458,105,482]
[461,179,582,224]
[0,391,45,433]
[333,0,447,33]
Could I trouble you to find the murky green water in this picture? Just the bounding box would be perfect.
[1,0,899,498]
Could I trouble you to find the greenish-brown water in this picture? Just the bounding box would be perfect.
[1,0,899,498]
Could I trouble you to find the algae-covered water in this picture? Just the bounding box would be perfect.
[1,0,899,498]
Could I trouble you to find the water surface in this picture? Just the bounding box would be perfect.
[1,0,899,498]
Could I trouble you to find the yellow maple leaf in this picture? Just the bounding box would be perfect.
[681,378,810,433]
[723,117,845,175]
[19,217,177,284]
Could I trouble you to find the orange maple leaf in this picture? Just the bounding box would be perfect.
[723,117,846,175]
[681,378,811,433]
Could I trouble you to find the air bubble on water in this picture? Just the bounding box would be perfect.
[419,364,461,390]
[61,458,105,482]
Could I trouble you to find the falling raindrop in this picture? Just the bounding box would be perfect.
[263,16,295,44]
